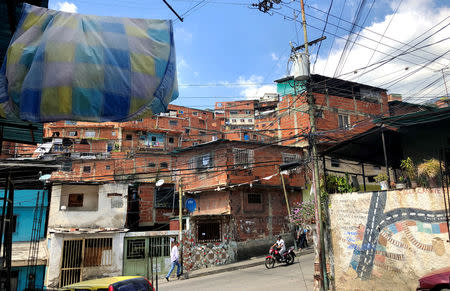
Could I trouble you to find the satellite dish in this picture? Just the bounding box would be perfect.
[155,179,164,187]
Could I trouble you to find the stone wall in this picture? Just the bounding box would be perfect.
[182,219,237,272]
[328,188,450,291]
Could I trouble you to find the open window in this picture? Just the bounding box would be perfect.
[61,185,99,211]
[68,194,84,207]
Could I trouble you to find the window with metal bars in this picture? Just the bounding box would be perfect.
[197,221,221,243]
[282,153,300,164]
[338,114,350,129]
[83,238,113,267]
[189,153,213,172]
[233,148,254,169]
[126,239,145,259]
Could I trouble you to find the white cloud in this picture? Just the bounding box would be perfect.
[271,52,280,61]
[236,75,277,99]
[312,0,450,101]
[175,27,193,42]
[50,1,78,13]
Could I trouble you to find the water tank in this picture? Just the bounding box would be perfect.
[290,52,310,81]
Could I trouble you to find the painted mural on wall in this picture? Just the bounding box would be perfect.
[329,188,450,291]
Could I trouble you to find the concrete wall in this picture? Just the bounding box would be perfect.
[328,188,450,291]
[12,265,46,291]
[46,232,125,288]
[4,189,49,242]
[48,183,128,229]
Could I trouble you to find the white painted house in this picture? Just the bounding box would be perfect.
[45,183,128,288]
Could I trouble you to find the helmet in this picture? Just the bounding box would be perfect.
[277,235,282,239]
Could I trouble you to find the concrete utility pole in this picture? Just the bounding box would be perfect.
[298,0,328,290]
[178,179,184,275]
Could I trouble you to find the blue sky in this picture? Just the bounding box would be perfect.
[49,0,450,109]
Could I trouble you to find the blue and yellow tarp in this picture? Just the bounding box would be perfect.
[0,4,178,122]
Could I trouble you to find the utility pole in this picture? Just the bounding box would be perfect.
[178,179,184,275]
[298,0,328,290]
[279,167,291,216]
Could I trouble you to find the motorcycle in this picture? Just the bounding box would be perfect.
[265,246,295,269]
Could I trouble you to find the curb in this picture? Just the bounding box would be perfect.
[185,248,315,280]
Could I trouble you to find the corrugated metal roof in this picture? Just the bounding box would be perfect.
[0,119,43,144]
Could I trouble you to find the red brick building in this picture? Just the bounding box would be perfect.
[171,140,304,270]
[274,74,389,148]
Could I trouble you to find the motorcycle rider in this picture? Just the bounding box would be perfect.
[271,235,286,261]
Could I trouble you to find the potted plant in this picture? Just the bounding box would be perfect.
[375,173,389,190]
[396,176,406,189]
[400,157,417,188]
[418,158,441,188]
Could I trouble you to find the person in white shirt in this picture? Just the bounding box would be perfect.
[165,240,181,281]
[271,235,286,261]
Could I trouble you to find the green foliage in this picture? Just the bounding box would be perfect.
[418,158,441,179]
[374,173,388,183]
[400,157,417,181]
[397,175,406,183]
[325,174,353,194]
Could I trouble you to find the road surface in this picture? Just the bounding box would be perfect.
[158,252,315,291]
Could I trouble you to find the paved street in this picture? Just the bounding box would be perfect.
[158,253,315,291]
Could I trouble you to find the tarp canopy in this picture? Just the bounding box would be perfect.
[0,4,178,123]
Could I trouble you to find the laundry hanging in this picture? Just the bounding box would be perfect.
[0,4,178,122]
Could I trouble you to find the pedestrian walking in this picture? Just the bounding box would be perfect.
[165,240,181,281]
[299,228,308,249]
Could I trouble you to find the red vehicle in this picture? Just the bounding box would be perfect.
[417,266,450,291]
[264,246,296,268]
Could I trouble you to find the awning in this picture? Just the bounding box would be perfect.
[321,126,402,167]
[0,4,178,122]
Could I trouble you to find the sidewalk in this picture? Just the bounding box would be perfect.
[159,246,314,285]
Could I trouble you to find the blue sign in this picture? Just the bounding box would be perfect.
[185,198,197,213]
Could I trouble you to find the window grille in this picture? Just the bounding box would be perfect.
[282,153,300,164]
[233,148,254,168]
[84,238,113,267]
[197,221,221,242]
[169,120,178,126]
[85,131,96,138]
[59,237,113,287]
[338,114,350,129]
[126,239,145,259]
[149,236,172,257]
